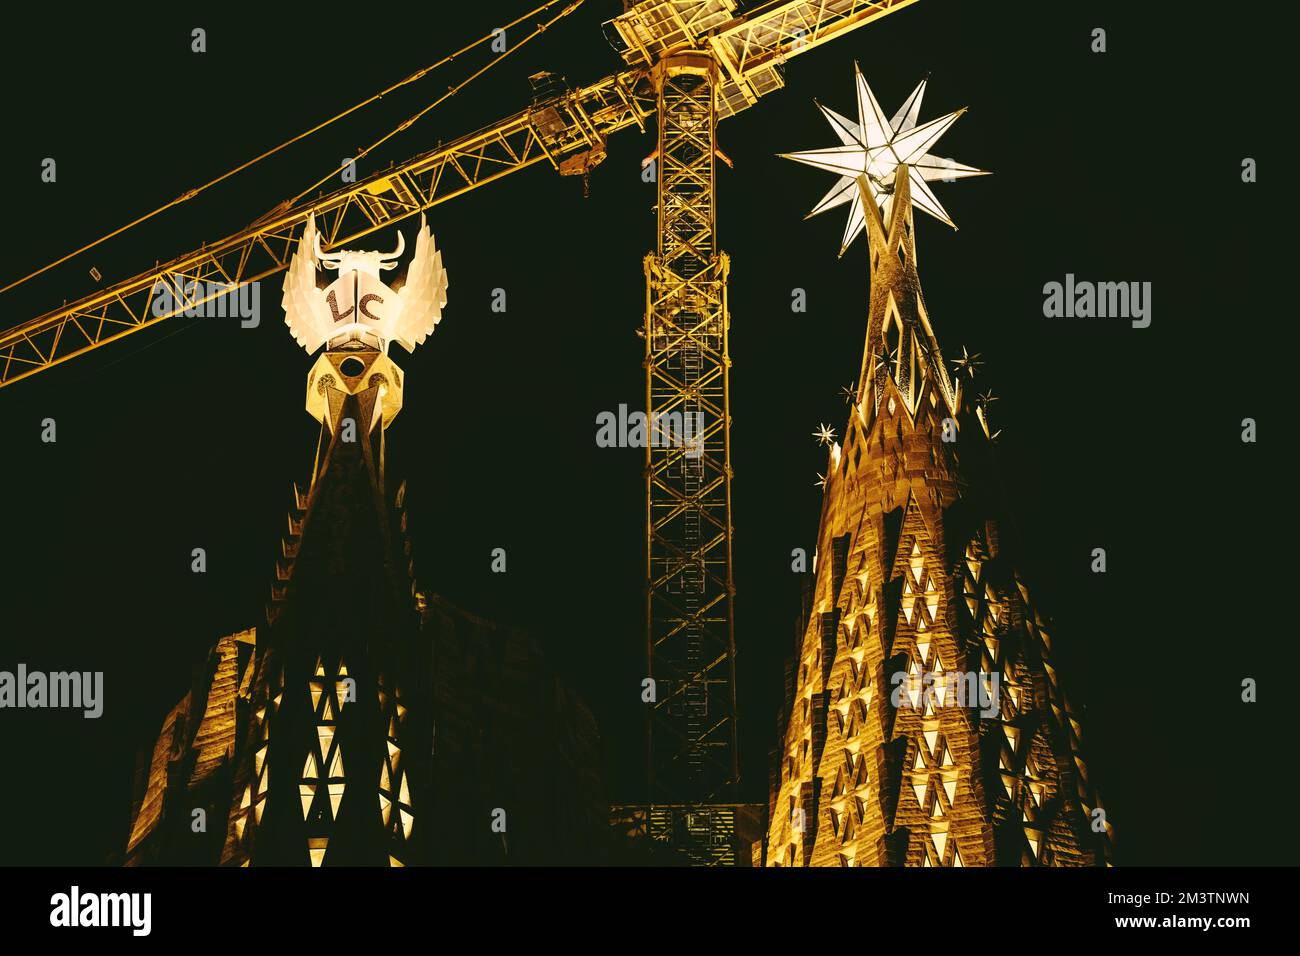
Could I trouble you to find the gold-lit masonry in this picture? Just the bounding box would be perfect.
[758,163,1114,867]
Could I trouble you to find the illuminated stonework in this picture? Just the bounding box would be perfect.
[123,229,605,867]
[759,78,1112,868]
[376,673,414,865]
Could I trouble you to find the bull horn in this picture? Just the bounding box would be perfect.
[313,229,344,264]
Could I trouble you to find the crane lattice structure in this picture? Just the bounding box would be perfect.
[0,0,920,865]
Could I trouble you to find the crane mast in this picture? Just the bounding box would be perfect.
[607,0,917,865]
[640,49,739,860]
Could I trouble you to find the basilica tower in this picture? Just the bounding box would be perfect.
[760,69,1113,867]
[123,219,607,867]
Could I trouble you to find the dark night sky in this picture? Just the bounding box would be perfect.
[0,1,1287,865]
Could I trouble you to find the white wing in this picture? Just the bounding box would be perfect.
[281,213,333,354]
[391,214,449,353]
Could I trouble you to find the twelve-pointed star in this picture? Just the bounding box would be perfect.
[813,423,837,445]
[780,63,989,255]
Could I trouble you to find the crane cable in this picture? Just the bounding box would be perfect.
[289,0,584,207]
[0,0,584,298]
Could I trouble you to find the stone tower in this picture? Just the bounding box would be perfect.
[122,224,608,866]
[760,147,1114,866]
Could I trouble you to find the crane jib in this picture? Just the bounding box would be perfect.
[0,0,920,388]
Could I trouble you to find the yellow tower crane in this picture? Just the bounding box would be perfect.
[0,0,920,865]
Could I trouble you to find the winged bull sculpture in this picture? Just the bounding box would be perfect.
[282,212,449,355]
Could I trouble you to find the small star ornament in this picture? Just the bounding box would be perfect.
[952,346,983,379]
[872,345,897,378]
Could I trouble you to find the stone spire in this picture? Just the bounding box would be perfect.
[760,76,1112,868]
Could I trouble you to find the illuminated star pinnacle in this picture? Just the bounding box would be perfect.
[840,382,856,404]
[815,472,827,489]
[813,423,837,446]
[779,64,989,255]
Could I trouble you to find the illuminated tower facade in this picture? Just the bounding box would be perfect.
[759,71,1114,867]
[124,221,607,866]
